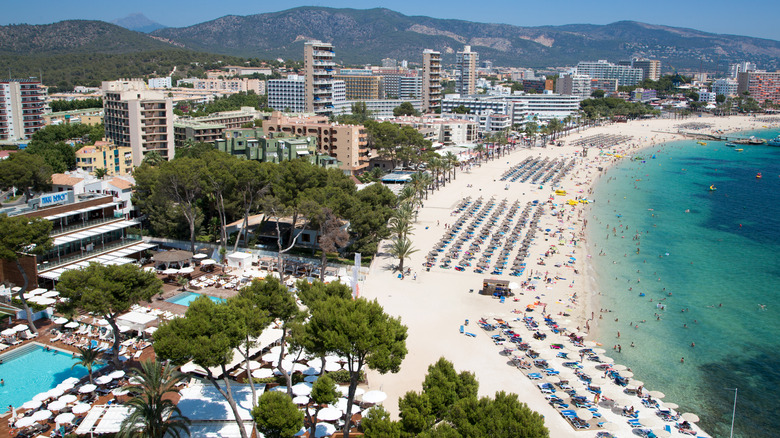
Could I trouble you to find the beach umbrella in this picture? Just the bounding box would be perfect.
[43,291,60,298]
[37,297,56,306]
[71,403,91,414]
[612,364,627,371]
[575,408,593,420]
[78,384,97,393]
[47,387,65,399]
[15,417,36,428]
[178,267,195,274]
[362,390,387,404]
[648,390,665,399]
[95,375,113,385]
[64,321,79,329]
[200,259,216,265]
[317,407,342,422]
[631,380,644,387]
[47,400,67,412]
[128,377,143,385]
[55,412,76,425]
[21,400,42,410]
[193,253,208,259]
[33,392,51,402]
[95,319,109,326]
[58,394,77,404]
[601,422,619,431]
[681,413,700,423]
[108,370,126,380]
[62,377,80,386]
[314,423,336,437]
[301,366,320,376]
[271,386,288,393]
[31,410,52,422]
[246,361,262,371]
[304,375,319,383]
[292,395,309,405]
[252,369,274,379]
[292,382,313,396]
[621,370,634,378]
[652,428,672,438]
[112,388,130,396]
[52,316,68,324]
[642,416,664,427]
[13,324,28,332]
[324,361,342,372]
[1,328,16,336]
[664,402,679,410]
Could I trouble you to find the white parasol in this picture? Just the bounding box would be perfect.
[64,321,79,329]
[292,382,313,396]
[317,407,342,421]
[55,412,76,424]
[47,400,67,412]
[95,375,113,385]
[112,388,130,396]
[31,409,52,421]
[681,413,700,422]
[362,390,387,404]
[292,395,310,405]
[21,400,42,410]
[78,384,97,393]
[648,390,665,399]
[1,328,16,336]
[72,403,92,414]
[108,370,126,380]
[58,394,77,404]
[52,316,68,324]
[200,259,216,266]
[15,417,36,428]
[314,423,336,437]
[252,368,274,379]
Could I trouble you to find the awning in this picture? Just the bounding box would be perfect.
[74,405,131,435]
[44,203,118,221]
[52,220,138,246]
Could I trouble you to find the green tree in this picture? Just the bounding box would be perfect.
[232,160,273,251]
[57,263,163,367]
[157,157,205,252]
[422,358,479,419]
[239,277,302,396]
[314,207,350,282]
[305,374,340,438]
[201,150,238,249]
[716,94,726,104]
[452,105,470,114]
[251,391,304,438]
[361,405,401,438]
[399,391,435,435]
[153,296,249,438]
[303,296,407,438]
[71,345,102,385]
[118,360,191,438]
[0,152,53,202]
[0,214,53,333]
[94,168,108,179]
[590,89,606,98]
[228,288,272,408]
[387,236,418,272]
[393,101,420,117]
[348,183,395,255]
[448,391,548,437]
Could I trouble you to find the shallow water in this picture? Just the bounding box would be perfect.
[587,131,780,438]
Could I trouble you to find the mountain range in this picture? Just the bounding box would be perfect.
[150,7,780,71]
[2,7,780,73]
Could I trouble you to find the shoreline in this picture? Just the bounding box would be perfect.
[360,114,773,437]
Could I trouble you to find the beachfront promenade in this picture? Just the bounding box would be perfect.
[362,115,768,437]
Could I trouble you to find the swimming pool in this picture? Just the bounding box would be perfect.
[0,343,103,409]
[165,291,226,307]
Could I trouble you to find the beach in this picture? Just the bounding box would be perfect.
[360,115,770,437]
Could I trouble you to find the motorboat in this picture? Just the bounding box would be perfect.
[725,142,737,147]
[768,136,780,147]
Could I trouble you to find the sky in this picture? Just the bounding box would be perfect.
[2,0,780,41]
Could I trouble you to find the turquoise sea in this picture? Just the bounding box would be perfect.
[587,128,780,438]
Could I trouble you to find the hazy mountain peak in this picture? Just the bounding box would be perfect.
[112,13,166,33]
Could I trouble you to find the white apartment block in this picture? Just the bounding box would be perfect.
[698,91,717,103]
[445,110,512,133]
[147,77,172,89]
[101,79,175,166]
[729,62,757,79]
[576,60,643,87]
[267,76,306,113]
[442,93,580,126]
[182,77,265,95]
[713,79,738,97]
[352,99,422,118]
[456,46,479,95]
[0,79,46,141]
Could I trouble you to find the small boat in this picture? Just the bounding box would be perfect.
[697,141,707,145]
[768,136,780,147]
[735,148,744,152]
[725,142,737,147]
[709,185,716,191]
[756,173,762,179]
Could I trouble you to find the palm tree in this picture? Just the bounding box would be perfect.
[387,236,418,272]
[444,151,459,181]
[389,204,414,237]
[473,144,485,165]
[72,345,102,385]
[118,360,191,438]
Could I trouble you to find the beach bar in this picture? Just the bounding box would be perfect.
[481,278,511,296]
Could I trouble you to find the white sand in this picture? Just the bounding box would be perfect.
[359,115,772,437]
